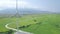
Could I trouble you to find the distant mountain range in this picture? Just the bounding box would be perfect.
[0,8,58,14]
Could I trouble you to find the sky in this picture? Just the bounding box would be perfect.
[0,0,60,12]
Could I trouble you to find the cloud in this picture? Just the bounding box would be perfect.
[0,0,16,8]
[0,0,39,10]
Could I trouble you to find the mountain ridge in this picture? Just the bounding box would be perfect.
[0,8,57,14]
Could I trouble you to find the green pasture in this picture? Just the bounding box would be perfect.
[0,14,60,34]
[19,14,60,34]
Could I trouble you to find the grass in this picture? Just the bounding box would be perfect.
[19,14,60,34]
[0,14,60,34]
[0,18,10,32]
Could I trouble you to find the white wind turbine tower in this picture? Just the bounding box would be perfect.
[15,0,33,34]
[16,0,19,30]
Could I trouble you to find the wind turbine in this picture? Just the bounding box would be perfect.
[14,0,33,34]
[16,0,19,30]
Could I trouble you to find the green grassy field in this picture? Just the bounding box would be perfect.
[0,14,60,34]
[19,14,60,34]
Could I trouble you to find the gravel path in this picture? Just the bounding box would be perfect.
[5,23,33,34]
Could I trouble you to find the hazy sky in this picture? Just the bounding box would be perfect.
[0,0,60,12]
